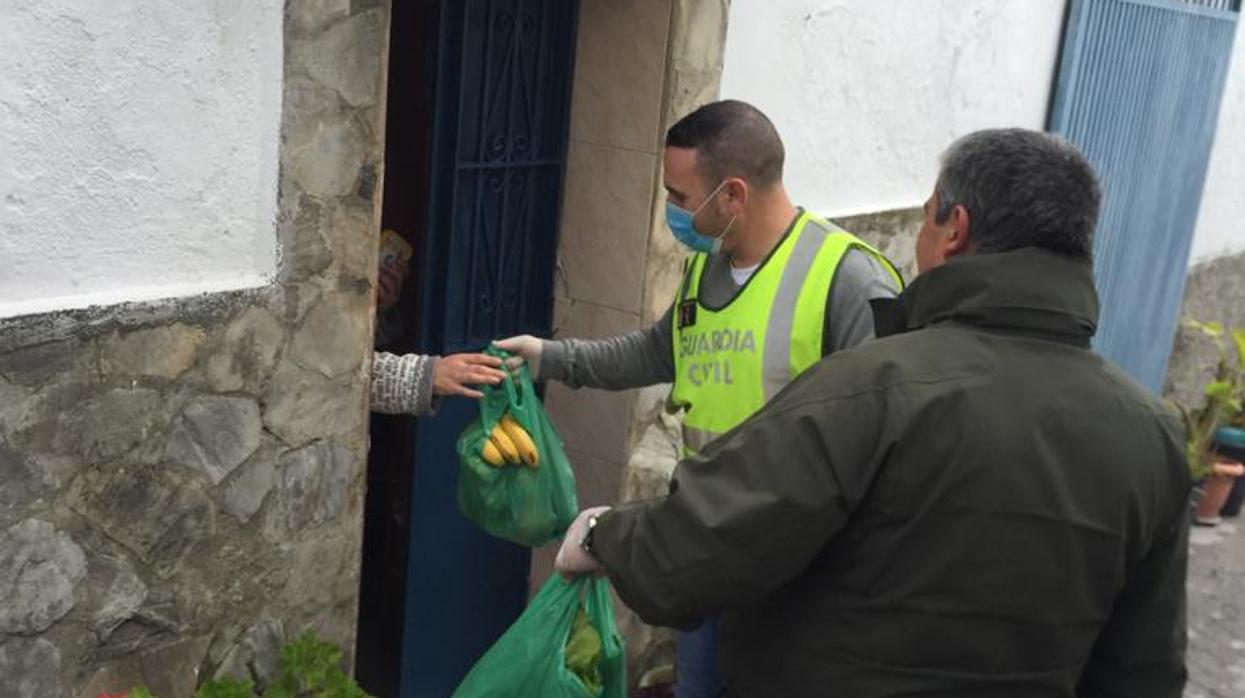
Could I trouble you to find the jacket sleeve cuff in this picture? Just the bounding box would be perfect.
[592,505,702,630]
[537,339,567,382]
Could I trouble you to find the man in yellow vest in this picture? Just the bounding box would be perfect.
[497,99,901,697]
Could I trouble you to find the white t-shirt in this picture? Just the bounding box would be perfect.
[730,262,760,286]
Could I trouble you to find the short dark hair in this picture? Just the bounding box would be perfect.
[665,100,785,189]
[935,128,1101,261]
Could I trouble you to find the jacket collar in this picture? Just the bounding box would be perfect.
[901,248,1099,347]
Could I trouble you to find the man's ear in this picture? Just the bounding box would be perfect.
[945,204,972,257]
[724,177,748,214]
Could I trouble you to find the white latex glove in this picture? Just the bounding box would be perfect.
[494,334,543,379]
[555,506,612,578]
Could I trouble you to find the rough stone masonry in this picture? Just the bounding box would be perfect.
[0,2,389,696]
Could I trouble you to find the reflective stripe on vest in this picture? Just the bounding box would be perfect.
[670,211,901,455]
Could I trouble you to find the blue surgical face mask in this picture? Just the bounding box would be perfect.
[666,180,736,254]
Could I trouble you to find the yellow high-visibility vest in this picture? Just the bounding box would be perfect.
[671,211,902,454]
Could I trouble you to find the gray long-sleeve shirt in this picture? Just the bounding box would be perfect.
[540,247,901,389]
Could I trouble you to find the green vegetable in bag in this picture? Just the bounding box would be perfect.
[456,346,579,546]
[565,606,604,695]
[453,575,626,698]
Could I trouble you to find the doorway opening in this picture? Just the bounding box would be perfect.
[354,1,438,696]
[356,2,580,696]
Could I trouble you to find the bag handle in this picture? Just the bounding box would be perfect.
[482,343,539,418]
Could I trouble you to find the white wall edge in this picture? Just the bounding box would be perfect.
[0,273,275,321]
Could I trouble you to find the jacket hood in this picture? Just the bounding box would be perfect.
[902,248,1099,346]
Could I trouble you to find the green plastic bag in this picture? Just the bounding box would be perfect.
[453,575,627,698]
[456,346,579,546]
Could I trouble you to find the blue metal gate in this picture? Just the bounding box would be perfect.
[401,1,578,695]
[1049,0,1240,391]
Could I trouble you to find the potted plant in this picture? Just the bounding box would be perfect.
[1216,413,1245,517]
[1174,320,1245,526]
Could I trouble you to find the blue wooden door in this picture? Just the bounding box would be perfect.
[1049,0,1240,391]
[401,1,578,696]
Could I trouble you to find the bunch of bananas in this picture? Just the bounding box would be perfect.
[480,415,540,468]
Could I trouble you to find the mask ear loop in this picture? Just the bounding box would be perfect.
[691,179,730,218]
[719,213,738,241]
[702,179,738,253]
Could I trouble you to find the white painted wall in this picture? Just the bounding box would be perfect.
[720,0,1066,217]
[1190,17,1245,265]
[0,0,284,319]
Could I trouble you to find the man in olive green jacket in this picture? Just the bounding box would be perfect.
[556,128,1191,697]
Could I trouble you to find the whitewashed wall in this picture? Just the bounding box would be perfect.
[0,0,284,319]
[1190,16,1245,265]
[719,0,1066,217]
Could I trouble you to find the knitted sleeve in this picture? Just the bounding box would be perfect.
[369,351,439,416]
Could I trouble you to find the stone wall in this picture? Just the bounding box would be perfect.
[1165,251,1245,408]
[0,3,389,696]
[833,207,923,282]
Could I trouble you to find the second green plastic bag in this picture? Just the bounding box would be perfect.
[456,345,579,547]
[453,575,626,698]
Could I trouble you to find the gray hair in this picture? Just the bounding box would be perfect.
[935,128,1101,261]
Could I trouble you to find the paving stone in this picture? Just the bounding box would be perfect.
[1186,520,1245,696]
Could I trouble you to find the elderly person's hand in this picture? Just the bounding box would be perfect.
[433,353,507,399]
[377,258,408,312]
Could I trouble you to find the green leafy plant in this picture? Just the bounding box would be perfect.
[261,632,370,698]
[1174,319,1245,479]
[195,678,254,698]
[100,632,371,698]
